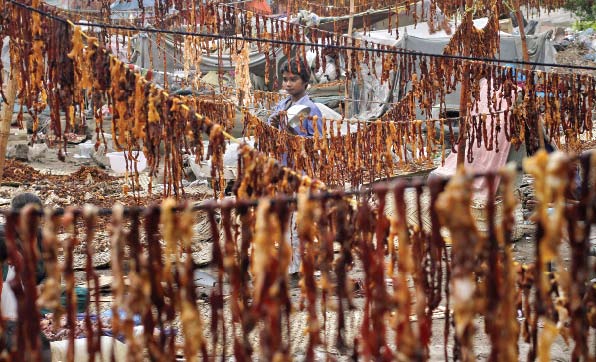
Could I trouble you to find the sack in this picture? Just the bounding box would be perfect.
[50,336,128,362]
[40,286,88,316]
[1,266,17,320]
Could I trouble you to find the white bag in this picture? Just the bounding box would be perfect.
[1,266,18,320]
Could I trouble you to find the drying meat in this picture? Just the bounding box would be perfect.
[436,167,482,362]
[296,188,321,360]
[251,198,292,361]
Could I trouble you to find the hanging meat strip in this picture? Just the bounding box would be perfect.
[81,205,103,361]
[208,124,227,199]
[142,205,173,361]
[523,150,570,361]
[410,183,434,357]
[296,187,321,361]
[206,205,226,360]
[494,164,521,362]
[58,209,79,362]
[13,206,43,361]
[428,176,450,361]
[565,152,594,361]
[162,199,209,361]
[317,196,336,353]
[37,210,64,328]
[391,181,424,360]
[332,198,356,352]
[251,199,292,361]
[221,200,251,361]
[436,167,482,362]
[355,200,393,361]
[109,204,128,360]
[122,205,150,361]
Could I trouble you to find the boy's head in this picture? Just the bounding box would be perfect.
[281,58,311,84]
[11,193,42,212]
[281,58,311,98]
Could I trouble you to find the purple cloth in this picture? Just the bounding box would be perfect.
[268,95,323,137]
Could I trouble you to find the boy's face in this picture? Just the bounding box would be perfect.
[282,71,307,98]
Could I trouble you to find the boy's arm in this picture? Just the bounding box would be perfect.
[35,229,46,285]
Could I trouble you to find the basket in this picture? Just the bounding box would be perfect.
[470,198,524,241]
[383,189,524,243]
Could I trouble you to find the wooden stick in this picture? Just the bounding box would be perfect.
[456,0,474,167]
[344,0,355,119]
[0,67,18,181]
[513,0,545,150]
[513,0,530,72]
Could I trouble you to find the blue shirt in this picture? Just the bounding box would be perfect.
[268,95,323,137]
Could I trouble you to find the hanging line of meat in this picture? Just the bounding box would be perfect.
[1,0,328,199]
[183,0,566,87]
[2,0,595,194]
[15,0,584,98]
[207,0,591,155]
[187,0,593,150]
[72,0,567,61]
[4,3,591,144]
[280,0,566,20]
[243,9,592,186]
[0,148,594,361]
[283,0,412,18]
[245,63,594,187]
[37,0,568,36]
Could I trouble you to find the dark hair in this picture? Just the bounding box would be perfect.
[281,58,311,84]
[11,193,42,212]
[0,221,46,286]
[322,46,337,58]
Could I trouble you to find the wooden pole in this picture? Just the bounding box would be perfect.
[513,0,545,149]
[456,0,474,166]
[344,0,354,118]
[513,0,530,71]
[0,69,17,181]
[347,0,354,51]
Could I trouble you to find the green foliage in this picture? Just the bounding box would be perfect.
[573,20,596,30]
[565,0,596,22]
[573,20,596,31]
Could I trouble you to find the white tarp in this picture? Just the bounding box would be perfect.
[351,17,556,119]
[355,18,555,67]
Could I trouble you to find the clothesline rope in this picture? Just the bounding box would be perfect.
[8,0,594,72]
[242,103,511,123]
[1,151,584,217]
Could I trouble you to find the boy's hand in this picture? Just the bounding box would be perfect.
[269,113,280,128]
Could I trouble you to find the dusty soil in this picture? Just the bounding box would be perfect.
[556,43,596,77]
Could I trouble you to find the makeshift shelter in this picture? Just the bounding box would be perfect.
[131,32,285,75]
[109,0,156,20]
[351,17,557,120]
[43,0,70,9]
[430,79,526,198]
[316,0,446,32]
[129,31,288,93]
